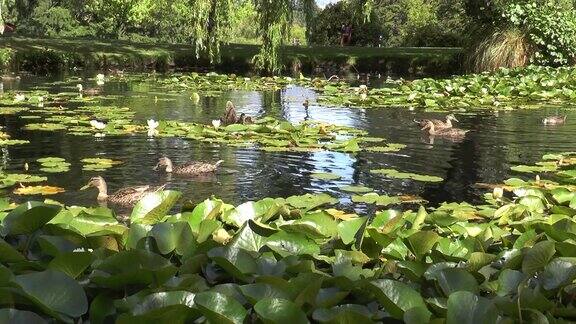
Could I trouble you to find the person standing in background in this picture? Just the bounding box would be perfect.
[340,23,352,46]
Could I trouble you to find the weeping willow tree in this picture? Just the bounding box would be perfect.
[188,0,233,62]
[0,0,4,34]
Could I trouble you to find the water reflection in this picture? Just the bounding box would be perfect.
[1,75,575,209]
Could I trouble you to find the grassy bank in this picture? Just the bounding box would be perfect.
[0,37,462,75]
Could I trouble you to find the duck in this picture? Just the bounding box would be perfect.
[80,176,164,206]
[220,101,238,125]
[154,157,224,175]
[414,114,459,130]
[77,84,102,95]
[422,120,468,139]
[543,115,567,125]
[219,101,255,125]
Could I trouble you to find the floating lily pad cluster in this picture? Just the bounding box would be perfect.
[511,152,576,177]
[37,157,71,173]
[82,158,122,171]
[0,173,47,188]
[318,65,576,110]
[0,165,575,322]
[154,72,346,93]
[371,168,444,182]
[13,185,65,195]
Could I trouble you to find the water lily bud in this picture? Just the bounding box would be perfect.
[493,187,504,199]
[212,120,221,129]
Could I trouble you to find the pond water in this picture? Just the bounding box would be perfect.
[1,74,575,210]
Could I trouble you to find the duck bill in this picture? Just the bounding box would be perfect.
[453,117,459,122]
[80,184,91,191]
[153,163,160,171]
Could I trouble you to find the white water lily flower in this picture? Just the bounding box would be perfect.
[212,120,221,129]
[96,73,105,80]
[90,120,107,130]
[76,84,83,92]
[14,93,25,102]
[96,80,105,86]
[94,133,106,138]
[147,119,160,130]
[147,129,158,137]
[360,93,368,101]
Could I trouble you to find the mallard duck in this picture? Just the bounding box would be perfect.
[154,157,224,175]
[77,84,101,95]
[543,115,567,125]
[220,101,237,126]
[422,120,468,138]
[414,114,458,130]
[80,176,163,206]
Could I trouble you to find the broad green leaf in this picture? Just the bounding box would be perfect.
[254,298,309,324]
[542,258,576,290]
[367,279,427,319]
[0,238,25,263]
[130,190,182,224]
[48,252,94,279]
[266,231,320,256]
[312,305,375,324]
[194,292,247,324]
[14,270,88,319]
[2,202,61,235]
[522,241,556,275]
[446,291,498,324]
[0,309,47,324]
[407,231,440,260]
[435,268,479,296]
[148,222,195,255]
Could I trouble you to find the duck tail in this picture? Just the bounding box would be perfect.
[215,160,224,167]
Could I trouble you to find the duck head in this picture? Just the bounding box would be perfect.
[447,114,459,123]
[80,176,108,200]
[154,157,174,173]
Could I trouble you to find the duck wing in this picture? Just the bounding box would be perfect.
[176,161,220,174]
[112,185,151,197]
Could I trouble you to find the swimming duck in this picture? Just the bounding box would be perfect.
[80,176,164,206]
[422,120,468,138]
[77,84,102,95]
[238,113,254,124]
[154,157,224,175]
[543,115,567,125]
[414,114,458,130]
[220,101,237,125]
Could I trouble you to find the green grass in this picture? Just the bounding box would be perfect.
[0,36,462,74]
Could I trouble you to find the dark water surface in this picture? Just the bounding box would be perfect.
[1,74,575,209]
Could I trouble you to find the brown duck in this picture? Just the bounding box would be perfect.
[220,101,254,125]
[154,157,224,175]
[414,114,458,130]
[77,84,102,96]
[80,176,163,206]
[543,115,567,125]
[422,120,468,139]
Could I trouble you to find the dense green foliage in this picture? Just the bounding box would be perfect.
[504,1,576,66]
[1,150,576,322]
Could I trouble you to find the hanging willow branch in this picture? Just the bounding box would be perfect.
[189,0,232,62]
[252,0,293,74]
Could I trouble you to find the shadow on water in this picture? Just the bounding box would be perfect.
[1,74,575,210]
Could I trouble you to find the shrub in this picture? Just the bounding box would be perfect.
[503,1,576,66]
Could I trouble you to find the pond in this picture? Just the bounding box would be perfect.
[0,74,574,209]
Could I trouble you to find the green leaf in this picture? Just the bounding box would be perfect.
[312,305,375,324]
[0,309,47,324]
[522,240,556,275]
[338,217,367,245]
[254,298,309,324]
[133,291,197,315]
[542,258,576,290]
[14,270,88,319]
[2,202,61,235]
[367,279,427,319]
[208,246,258,282]
[446,291,498,324]
[148,222,195,255]
[92,250,177,289]
[194,291,247,324]
[497,269,524,296]
[285,193,338,210]
[239,283,292,305]
[406,231,440,260]
[130,190,182,225]
[311,172,341,180]
[0,238,26,263]
[266,231,320,256]
[48,252,94,279]
[435,268,479,296]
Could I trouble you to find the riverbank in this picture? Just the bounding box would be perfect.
[0,37,462,76]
